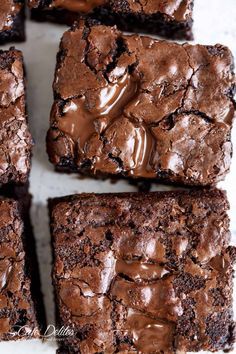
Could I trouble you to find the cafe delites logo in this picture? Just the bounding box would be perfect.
[9,324,74,340]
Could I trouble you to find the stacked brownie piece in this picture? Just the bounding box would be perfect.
[28,0,194,39]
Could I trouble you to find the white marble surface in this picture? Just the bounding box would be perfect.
[0,0,236,352]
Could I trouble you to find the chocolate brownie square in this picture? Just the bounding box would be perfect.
[49,189,236,353]
[0,1,25,44]
[29,0,194,40]
[0,196,45,340]
[0,48,33,185]
[46,22,236,186]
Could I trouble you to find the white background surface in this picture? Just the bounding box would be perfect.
[0,0,236,353]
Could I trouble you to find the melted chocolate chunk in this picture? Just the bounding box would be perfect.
[49,189,235,353]
[0,49,33,185]
[47,22,235,186]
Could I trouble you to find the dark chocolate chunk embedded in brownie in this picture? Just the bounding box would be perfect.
[0,196,45,340]
[28,0,194,40]
[0,0,25,44]
[46,22,236,187]
[0,48,33,185]
[49,189,236,353]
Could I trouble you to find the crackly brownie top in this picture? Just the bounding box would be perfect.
[48,23,235,185]
[0,0,23,32]
[0,48,33,184]
[50,190,236,353]
[29,0,193,21]
[0,199,39,339]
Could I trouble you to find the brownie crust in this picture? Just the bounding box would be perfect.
[46,22,236,187]
[0,0,25,44]
[29,0,194,40]
[0,48,33,185]
[49,189,235,353]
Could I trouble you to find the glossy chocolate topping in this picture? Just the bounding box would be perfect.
[111,275,183,321]
[115,259,170,281]
[51,190,235,353]
[0,0,21,31]
[51,0,107,12]
[57,72,138,150]
[0,199,39,339]
[47,23,235,185]
[0,49,33,184]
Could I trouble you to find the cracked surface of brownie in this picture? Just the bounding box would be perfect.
[47,22,236,186]
[49,189,236,353]
[28,0,194,39]
[0,197,43,340]
[0,48,33,185]
[0,0,25,44]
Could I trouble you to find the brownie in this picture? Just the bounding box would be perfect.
[49,189,236,353]
[28,0,194,40]
[0,48,33,186]
[0,195,45,340]
[46,22,236,187]
[0,182,46,335]
[0,0,25,44]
